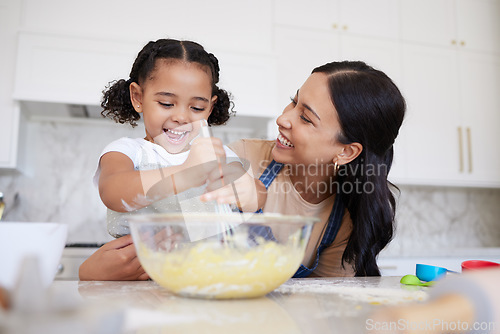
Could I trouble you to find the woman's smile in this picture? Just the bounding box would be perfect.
[276,133,294,148]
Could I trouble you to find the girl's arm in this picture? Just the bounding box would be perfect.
[99,137,226,212]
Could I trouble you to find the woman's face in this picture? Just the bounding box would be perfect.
[131,60,216,154]
[272,72,346,167]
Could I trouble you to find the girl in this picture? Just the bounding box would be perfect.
[95,38,266,238]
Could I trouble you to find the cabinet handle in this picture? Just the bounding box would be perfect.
[460,40,466,46]
[458,127,464,172]
[342,25,348,31]
[466,127,473,173]
[332,23,338,29]
[451,40,457,45]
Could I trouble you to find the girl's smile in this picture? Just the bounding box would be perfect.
[130,59,216,154]
[162,125,193,147]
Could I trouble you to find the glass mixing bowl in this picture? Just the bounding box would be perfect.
[129,212,318,299]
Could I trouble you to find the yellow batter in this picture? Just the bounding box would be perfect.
[138,236,304,299]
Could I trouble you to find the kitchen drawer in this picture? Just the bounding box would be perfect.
[55,246,99,280]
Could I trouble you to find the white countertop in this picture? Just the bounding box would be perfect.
[2,277,430,334]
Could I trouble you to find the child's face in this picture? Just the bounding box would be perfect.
[131,60,216,154]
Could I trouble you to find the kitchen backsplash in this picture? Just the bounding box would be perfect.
[1,118,499,255]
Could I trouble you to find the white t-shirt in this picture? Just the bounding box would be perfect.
[94,137,239,237]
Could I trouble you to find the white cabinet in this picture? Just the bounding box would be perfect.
[398,44,463,184]
[274,0,500,187]
[13,34,140,106]
[19,0,273,55]
[12,0,278,121]
[399,45,500,187]
[400,0,457,47]
[400,0,500,54]
[274,26,401,108]
[13,33,277,118]
[0,0,21,168]
[458,52,500,184]
[274,26,340,108]
[274,0,400,40]
[337,0,400,40]
[456,0,500,54]
[397,0,500,187]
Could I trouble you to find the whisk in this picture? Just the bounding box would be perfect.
[196,120,238,243]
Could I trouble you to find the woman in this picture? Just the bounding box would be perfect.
[79,60,405,280]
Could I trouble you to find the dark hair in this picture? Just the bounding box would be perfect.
[101,39,233,127]
[312,61,406,276]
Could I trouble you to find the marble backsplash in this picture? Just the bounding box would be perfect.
[1,118,499,255]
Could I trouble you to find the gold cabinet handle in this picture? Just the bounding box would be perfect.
[466,127,473,173]
[460,40,466,46]
[458,127,464,172]
[342,25,348,31]
[452,39,457,45]
[332,23,338,29]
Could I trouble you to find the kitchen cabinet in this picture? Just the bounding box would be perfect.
[400,0,500,55]
[12,0,277,120]
[458,52,500,184]
[273,0,400,40]
[274,27,340,109]
[19,0,273,55]
[0,0,21,168]
[13,33,140,106]
[398,39,500,186]
[274,27,401,105]
[396,0,500,186]
[273,0,500,187]
[399,47,500,186]
[13,33,277,118]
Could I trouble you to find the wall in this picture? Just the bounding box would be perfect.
[1,117,499,252]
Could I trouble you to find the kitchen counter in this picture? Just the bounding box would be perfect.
[2,276,430,334]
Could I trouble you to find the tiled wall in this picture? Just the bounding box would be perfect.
[1,119,499,252]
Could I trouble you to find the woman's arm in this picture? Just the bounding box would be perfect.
[79,235,149,281]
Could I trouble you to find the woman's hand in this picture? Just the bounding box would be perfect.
[79,235,149,281]
[201,162,267,212]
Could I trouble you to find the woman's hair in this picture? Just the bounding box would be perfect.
[312,61,406,276]
[101,39,233,127]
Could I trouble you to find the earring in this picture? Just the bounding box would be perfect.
[334,161,339,174]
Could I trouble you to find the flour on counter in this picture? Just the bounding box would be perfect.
[275,280,429,305]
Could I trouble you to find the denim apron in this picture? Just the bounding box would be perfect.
[257,160,345,278]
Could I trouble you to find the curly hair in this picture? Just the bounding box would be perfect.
[101,39,234,127]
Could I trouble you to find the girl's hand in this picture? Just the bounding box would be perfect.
[201,162,267,212]
[79,235,149,281]
[182,137,226,186]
